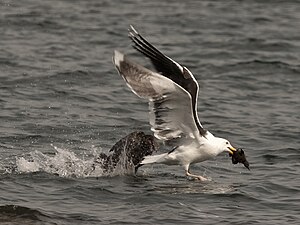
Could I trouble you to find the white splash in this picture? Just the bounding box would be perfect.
[16,157,40,173]
[15,145,133,178]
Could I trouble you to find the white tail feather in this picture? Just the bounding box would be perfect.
[141,153,168,165]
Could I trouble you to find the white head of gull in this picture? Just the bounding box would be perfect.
[113,25,237,181]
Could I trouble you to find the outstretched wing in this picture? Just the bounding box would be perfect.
[128,25,206,136]
[113,50,201,143]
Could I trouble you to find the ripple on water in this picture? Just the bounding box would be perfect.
[0,205,49,224]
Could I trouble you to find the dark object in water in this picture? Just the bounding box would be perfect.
[230,148,250,170]
[94,131,158,173]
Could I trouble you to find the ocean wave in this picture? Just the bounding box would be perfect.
[0,205,48,224]
[235,59,300,69]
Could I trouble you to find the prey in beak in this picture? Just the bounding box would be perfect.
[229,148,250,170]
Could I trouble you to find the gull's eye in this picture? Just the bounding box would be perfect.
[226,142,229,145]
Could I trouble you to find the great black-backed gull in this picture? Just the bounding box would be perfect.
[113,25,239,181]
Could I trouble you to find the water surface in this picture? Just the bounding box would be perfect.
[1,0,299,224]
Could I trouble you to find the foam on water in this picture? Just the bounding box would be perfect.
[15,145,133,178]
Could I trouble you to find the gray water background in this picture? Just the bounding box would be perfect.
[0,0,300,224]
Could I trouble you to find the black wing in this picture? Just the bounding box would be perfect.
[128,25,206,136]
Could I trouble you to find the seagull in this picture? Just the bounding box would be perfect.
[112,25,237,181]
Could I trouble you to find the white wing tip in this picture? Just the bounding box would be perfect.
[129,25,138,34]
[113,50,124,67]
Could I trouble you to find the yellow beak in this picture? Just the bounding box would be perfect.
[228,146,237,155]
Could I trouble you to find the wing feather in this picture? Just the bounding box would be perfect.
[113,50,200,142]
[128,25,206,136]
